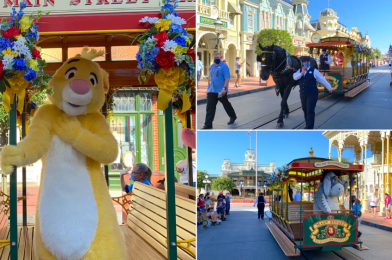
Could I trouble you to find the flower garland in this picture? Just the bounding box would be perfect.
[0,3,51,114]
[266,167,289,188]
[136,0,195,115]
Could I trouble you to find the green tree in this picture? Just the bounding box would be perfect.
[197,170,207,192]
[211,177,236,192]
[0,92,49,147]
[371,48,382,60]
[255,29,295,55]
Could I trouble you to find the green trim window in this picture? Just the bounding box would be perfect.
[108,90,155,191]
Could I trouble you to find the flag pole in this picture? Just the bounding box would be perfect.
[256,131,258,197]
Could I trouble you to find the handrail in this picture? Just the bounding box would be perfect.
[111,191,132,215]
[166,238,196,257]
[295,209,355,218]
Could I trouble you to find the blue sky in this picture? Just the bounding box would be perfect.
[307,0,391,53]
[197,131,372,175]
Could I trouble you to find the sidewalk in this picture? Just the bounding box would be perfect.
[197,77,275,105]
[361,211,392,232]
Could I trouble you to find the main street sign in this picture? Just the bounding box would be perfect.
[0,0,195,15]
[303,214,357,247]
[314,161,350,169]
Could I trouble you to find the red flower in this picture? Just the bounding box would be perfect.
[154,31,169,48]
[156,51,175,70]
[0,61,3,78]
[32,48,41,59]
[2,27,21,39]
[187,48,195,63]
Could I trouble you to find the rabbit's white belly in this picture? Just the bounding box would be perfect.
[38,135,98,260]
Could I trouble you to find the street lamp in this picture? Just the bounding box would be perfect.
[203,175,211,192]
[214,18,223,53]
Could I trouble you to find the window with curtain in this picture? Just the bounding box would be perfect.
[140,114,152,165]
[109,115,136,171]
[247,11,253,29]
[261,11,264,29]
[140,92,152,111]
[266,12,268,28]
[113,92,136,112]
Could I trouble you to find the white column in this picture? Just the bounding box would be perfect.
[363,138,368,211]
[380,132,386,216]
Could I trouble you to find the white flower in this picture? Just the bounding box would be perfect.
[145,37,156,44]
[3,54,14,67]
[139,16,159,24]
[166,14,186,26]
[16,37,26,45]
[174,53,185,66]
[162,40,177,52]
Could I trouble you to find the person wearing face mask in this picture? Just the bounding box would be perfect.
[120,163,153,193]
[202,52,237,129]
[317,48,332,71]
[293,56,333,129]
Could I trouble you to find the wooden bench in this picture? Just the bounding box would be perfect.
[283,201,314,240]
[265,221,300,257]
[125,182,196,260]
[174,183,196,200]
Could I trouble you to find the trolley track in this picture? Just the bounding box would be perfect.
[251,67,389,130]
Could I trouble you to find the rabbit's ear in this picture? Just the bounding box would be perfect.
[323,172,334,196]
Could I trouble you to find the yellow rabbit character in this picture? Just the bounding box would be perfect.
[0,48,127,260]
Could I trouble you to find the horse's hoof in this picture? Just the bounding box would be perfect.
[275,123,284,129]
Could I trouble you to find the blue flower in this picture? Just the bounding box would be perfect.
[12,58,27,71]
[20,2,28,9]
[174,37,187,47]
[24,68,36,81]
[0,38,11,51]
[162,4,175,13]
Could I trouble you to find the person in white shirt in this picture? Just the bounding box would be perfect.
[293,56,333,129]
[176,157,196,186]
[369,193,378,217]
[317,48,332,71]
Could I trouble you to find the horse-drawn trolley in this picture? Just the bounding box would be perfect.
[307,35,371,97]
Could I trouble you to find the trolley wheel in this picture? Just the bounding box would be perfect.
[202,220,208,226]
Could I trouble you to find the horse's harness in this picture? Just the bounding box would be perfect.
[260,48,296,78]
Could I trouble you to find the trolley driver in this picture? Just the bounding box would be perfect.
[293,56,333,129]
[254,192,267,220]
[317,48,332,71]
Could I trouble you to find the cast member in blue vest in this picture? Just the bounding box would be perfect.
[317,48,332,71]
[253,192,267,220]
[293,56,332,129]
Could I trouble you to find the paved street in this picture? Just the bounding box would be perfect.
[197,65,392,130]
[197,205,392,260]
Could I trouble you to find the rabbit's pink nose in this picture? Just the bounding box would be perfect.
[70,79,90,95]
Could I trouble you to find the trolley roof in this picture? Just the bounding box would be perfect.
[306,36,368,50]
[285,157,364,183]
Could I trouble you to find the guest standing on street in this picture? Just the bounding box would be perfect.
[317,48,332,72]
[370,193,378,217]
[258,61,262,84]
[196,55,204,89]
[234,57,246,88]
[293,56,332,129]
[225,192,231,215]
[384,193,391,219]
[254,192,267,220]
[202,52,237,129]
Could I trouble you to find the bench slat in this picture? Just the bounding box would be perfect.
[132,190,196,224]
[130,204,196,243]
[120,225,166,260]
[129,210,196,252]
[128,215,194,260]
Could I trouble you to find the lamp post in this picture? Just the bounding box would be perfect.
[214,18,223,54]
[203,175,211,192]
